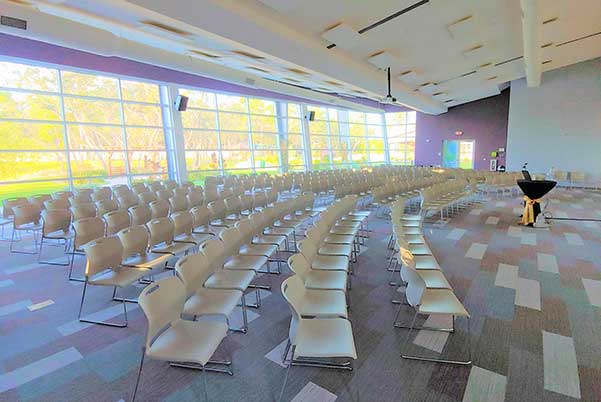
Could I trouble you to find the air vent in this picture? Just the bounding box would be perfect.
[398,70,419,83]
[462,44,485,59]
[247,66,269,73]
[352,89,367,95]
[367,51,402,70]
[358,0,429,34]
[321,23,361,51]
[447,15,475,39]
[287,68,310,75]
[231,50,266,60]
[245,78,257,87]
[478,62,493,69]
[557,31,601,47]
[6,0,33,5]
[542,60,552,65]
[283,77,301,83]
[420,82,439,95]
[432,91,445,96]
[495,56,523,67]
[324,80,342,86]
[189,49,220,59]
[444,99,455,103]
[543,17,558,24]
[486,75,498,81]
[141,20,191,36]
[541,42,554,48]
[0,15,27,30]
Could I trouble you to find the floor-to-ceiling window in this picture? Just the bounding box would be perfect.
[283,103,306,172]
[386,111,416,165]
[0,60,168,200]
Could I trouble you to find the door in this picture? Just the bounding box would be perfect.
[442,140,474,169]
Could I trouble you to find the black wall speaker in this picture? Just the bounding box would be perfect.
[175,95,189,111]
[307,111,315,121]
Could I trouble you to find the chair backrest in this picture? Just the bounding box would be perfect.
[52,190,73,200]
[71,203,97,220]
[280,275,303,341]
[297,239,318,262]
[173,188,188,197]
[169,195,188,213]
[146,217,175,247]
[118,193,139,210]
[82,235,123,278]
[41,208,71,235]
[44,198,70,211]
[74,188,94,197]
[224,196,242,216]
[95,199,119,216]
[208,199,226,220]
[118,225,150,258]
[113,185,132,199]
[156,189,172,201]
[92,187,112,202]
[218,227,242,255]
[287,253,311,280]
[73,217,105,249]
[163,180,178,191]
[13,203,41,227]
[149,199,170,219]
[171,211,194,237]
[174,253,215,299]
[138,276,186,350]
[186,190,204,209]
[2,197,28,219]
[29,195,52,210]
[129,204,152,226]
[104,209,131,235]
[69,194,93,206]
[149,181,164,192]
[131,183,148,195]
[190,205,211,228]
[199,238,226,268]
[403,264,426,308]
[138,191,158,205]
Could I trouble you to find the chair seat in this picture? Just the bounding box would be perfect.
[413,255,441,270]
[312,255,349,272]
[276,219,304,229]
[324,234,354,244]
[336,220,361,229]
[147,319,228,366]
[224,254,268,271]
[407,244,432,256]
[304,271,347,292]
[329,226,357,236]
[88,266,149,287]
[122,253,170,269]
[418,289,469,317]
[401,227,422,235]
[294,318,356,359]
[193,225,216,235]
[152,241,195,256]
[402,234,426,244]
[175,233,212,246]
[402,214,422,221]
[183,288,242,317]
[415,270,452,289]
[240,243,277,257]
[44,229,75,240]
[253,234,285,247]
[349,210,370,218]
[15,222,42,231]
[204,269,254,291]
[299,290,348,319]
[319,244,352,258]
[402,221,421,228]
[265,227,294,237]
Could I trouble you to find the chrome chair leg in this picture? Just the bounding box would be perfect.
[131,348,146,402]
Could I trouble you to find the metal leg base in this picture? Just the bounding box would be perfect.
[401,354,472,365]
[290,358,354,371]
[79,318,127,328]
[170,362,234,376]
[394,323,455,332]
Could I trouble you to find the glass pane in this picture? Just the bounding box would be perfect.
[123,103,162,126]
[369,150,386,162]
[188,171,220,186]
[73,176,127,188]
[349,123,366,137]
[0,151,68,181]
[254,150,280,168]
[307,106,327,120]
[180,89,216,109]
[61,71,119,98]
[221,132,250,149]
[287,118,301,133]
[386,125,403,139]
[288,150,305,166]
[121,80,160,103]
[217,94,247,113]
[181,110,217,130]
[249,98,275,115]
[385,112,405,125]
[0,122,64,150]
[128,151,168,174]
[287,134,304,149]
[332,150,349,164]
[183,130,219,150]
[367,125,384,137]
[407,111,417,124]
[67,125,124,150]
[126,128,166,150]
[0,180,69,200]
[221,150,252,169]
[310,135,329,150]
[366,113,383,125]
[308,120,327,135]
[329,121,339,135]
[328,109,339,121]
[0,91,61,121]
[250,115,277,132]
[0,61,59,92]
[348,111,364,124]
[185,151,220,171]
[219,112,249,131]
[368,139,385,151]
[287,103,300,118]
[252,133,279,149]
[64,98,122,124]
[70,151,127,177]
[311,149,331,165]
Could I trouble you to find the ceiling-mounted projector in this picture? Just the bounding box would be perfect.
[382,67,397,104]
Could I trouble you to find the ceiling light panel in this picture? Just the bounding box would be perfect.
[321,23,361,51]
[398,70,420,84]
[140,20,193,42]
[462,44,487,59]
[367,51,402,70]
[447,15,478,40]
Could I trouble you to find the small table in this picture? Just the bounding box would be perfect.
[517,179,557,225]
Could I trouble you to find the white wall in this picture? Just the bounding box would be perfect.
[506,58,601,176]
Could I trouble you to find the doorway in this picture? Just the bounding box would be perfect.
[442,140,475,169]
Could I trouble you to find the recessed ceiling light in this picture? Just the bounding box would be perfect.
[189,49,220,59]
[141,20,191,36]
[542,60,552,64]
[432,91,445,96]
[541,42,554,48]
[486,75,498,80]
[324,80,342,86]
[283,77,301,83]
[231,50,266,60]
[6,0,33,5]
[247,66,270,73]
[543,17,558,24]
[287,68,310,75]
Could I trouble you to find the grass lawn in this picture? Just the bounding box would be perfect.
[0,182,69,201]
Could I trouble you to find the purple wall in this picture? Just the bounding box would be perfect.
[415,89,510,170]
[0,33,404,112]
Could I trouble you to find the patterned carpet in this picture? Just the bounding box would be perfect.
[0,188,600,402]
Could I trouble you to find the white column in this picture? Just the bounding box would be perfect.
[164,85,187,182]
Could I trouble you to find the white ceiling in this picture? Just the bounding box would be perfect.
[2,0,601,113]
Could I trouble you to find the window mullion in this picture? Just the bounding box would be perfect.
[57,71,74,191]
[117,79,131,184]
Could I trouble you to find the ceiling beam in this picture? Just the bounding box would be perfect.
[521,0,542,87]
